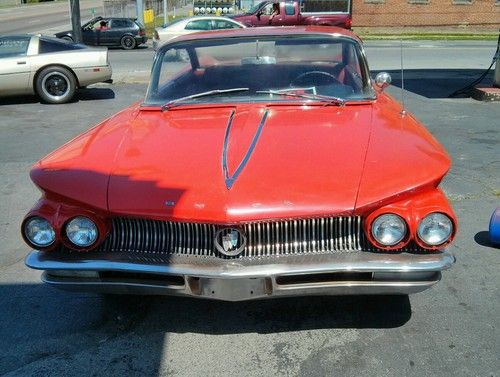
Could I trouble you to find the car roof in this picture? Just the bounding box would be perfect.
[168,26,361,43]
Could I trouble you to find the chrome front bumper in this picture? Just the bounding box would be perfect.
[26,250,455,301]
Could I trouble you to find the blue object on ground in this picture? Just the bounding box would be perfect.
[490,207,500,244]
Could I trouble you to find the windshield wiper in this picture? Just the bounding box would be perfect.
[161,88,250,111]
[256,89,345,106]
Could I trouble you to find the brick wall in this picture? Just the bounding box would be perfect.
[352,0,500,27]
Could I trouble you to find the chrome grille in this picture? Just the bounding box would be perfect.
[95,217,365,259]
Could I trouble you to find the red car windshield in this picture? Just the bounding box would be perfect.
[145,35,373,107]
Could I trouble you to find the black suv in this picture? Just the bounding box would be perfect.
[55,17,148,50]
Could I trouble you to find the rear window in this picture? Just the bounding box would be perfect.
[0,36,30,57]
[39,38,86,53]
[285,3,295,15]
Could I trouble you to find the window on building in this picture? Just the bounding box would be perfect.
[364,0,385,4]
[452,0,472,4]
[301,0,350,13]
[408,0,429,4]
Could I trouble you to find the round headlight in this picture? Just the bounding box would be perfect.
[66,217,98,247]
[417,213,453,246]
[24,217,56,247]
[371,214,407,247]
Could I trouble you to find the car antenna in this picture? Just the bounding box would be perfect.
[400,39,407,116]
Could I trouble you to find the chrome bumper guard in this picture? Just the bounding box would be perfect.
[26,250,455,301]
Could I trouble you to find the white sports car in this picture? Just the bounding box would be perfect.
[0,34,112,104]
[153,16,245,50]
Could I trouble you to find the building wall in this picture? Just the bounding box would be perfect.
[352,0,500,27]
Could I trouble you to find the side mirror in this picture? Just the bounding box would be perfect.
[256,11,262,20]
[374,72,391,91]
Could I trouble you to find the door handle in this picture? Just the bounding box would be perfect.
[17,61,27,65]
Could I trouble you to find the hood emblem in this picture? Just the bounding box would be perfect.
[222,109,269,190]
[215,228,246,256]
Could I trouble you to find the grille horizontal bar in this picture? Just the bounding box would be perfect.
[94,217,366,259]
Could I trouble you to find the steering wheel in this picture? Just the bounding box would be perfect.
[291,71,341,87]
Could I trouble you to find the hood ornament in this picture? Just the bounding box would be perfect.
[222,109,269,190]
[215,228,246,256]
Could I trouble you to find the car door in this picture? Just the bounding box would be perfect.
[81,26,97,45]
[0,36,32,96]
[255,3,274,26]
[94,18,113,45]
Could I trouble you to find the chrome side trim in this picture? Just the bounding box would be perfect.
[26,250,455,279]
[27,250,454,300]
[41,271,441,300]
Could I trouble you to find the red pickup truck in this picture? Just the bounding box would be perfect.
[231,0,351,29]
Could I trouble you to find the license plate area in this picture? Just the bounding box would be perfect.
[188,276,272,301]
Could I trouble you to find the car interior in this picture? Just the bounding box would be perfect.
[150,40,367,103]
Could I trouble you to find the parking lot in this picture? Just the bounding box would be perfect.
[0,39,499,376]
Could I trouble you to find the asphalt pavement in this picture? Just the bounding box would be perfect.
[0,0,103,35]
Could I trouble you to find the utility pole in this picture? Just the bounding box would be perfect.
[136,0,144,25]
[163,0,168,26]
[69,0,82,43]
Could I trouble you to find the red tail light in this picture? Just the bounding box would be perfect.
[345,17,352,30]
[139,30,146,36]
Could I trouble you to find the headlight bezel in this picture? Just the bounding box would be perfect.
[416,212,454,247]
[23,216,57,249]
[370,213,408,248]
[65,216,99,248]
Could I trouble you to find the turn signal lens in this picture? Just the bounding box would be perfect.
[417,213,453,246]
[24,217,56,247]
[371,214,407,246]
[66,217,98,247]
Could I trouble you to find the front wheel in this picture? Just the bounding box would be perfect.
[61,36,74,42]
[120,35,136,50]
[36,66,76,104]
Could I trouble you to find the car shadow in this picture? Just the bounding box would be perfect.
[107,45,150,51]
[0,88,115,106]
[77,87,115,101]
[0,95,40,106]
[474,231,498,248]
[140,294,412,334]
[0,282,411,374]
[372,69,495,99]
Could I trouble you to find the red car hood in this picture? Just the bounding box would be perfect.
[31,97,450,223]
[107,104,372,222]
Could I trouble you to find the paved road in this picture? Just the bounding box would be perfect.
[0,41,499,376]
[0,0,103,35]
[105,40,498,84]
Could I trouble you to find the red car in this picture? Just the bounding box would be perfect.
[231,0,352,29]
[23,27,457,301]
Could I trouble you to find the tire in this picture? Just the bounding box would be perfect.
[61,36,74,42]
[35,66,76,104]
[120,35,136,50]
